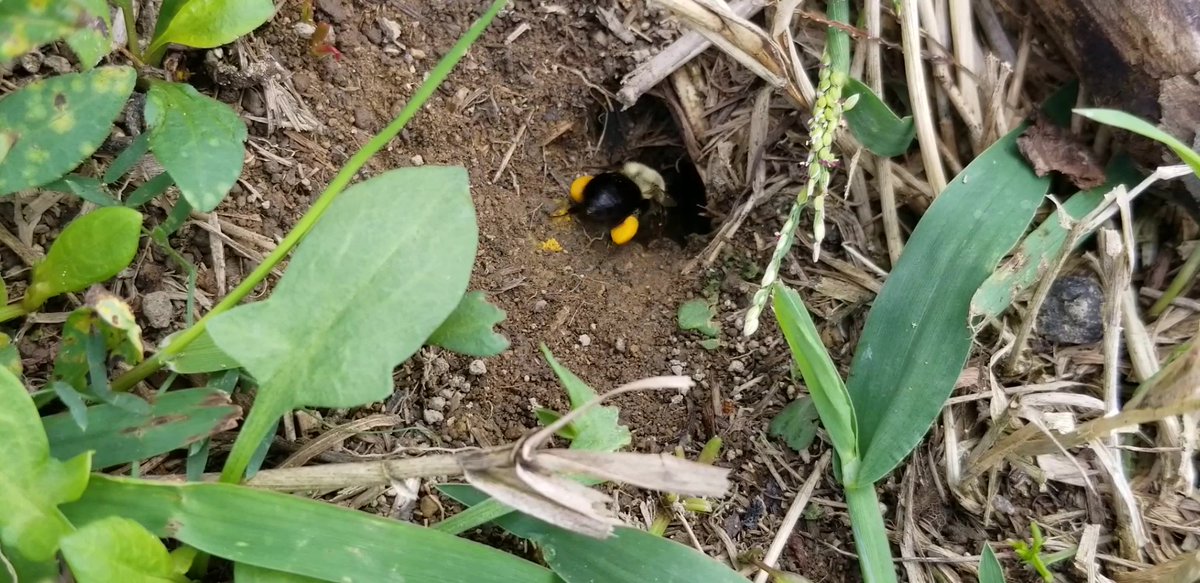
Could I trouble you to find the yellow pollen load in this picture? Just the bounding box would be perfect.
[610,215,638,245]
[569,175,592,204]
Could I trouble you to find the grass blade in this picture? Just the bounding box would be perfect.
[846,118,1051,485]
[62,475,558,583]
[441,484,746,583]
[1074,108,1200,175]
[771,286,859,467]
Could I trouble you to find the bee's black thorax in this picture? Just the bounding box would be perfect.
[568,172,649,228]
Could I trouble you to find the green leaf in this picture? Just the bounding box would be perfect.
[768,395,820,453]
[0,66,137,196]
[44,387,241,470]
[0,333,21,379]
[539,344,630,452]
[60,516,188,583]
[62,475,558,583]
[42,174,122,207]
[426,291,510,356]
[441,484,747,583]
[1074,108,1200,176]
[161,328,242,374]
[2,540,61,583]
[25,207,142,309]
[146,0,275,63]
[677,298,719,338]
[845,118,1050,486]
[0,0,105,65]
[979,543,1006,583]
[64,5,114,71]
[0,366,92,562]
[972,156,1142,320]
[844,78,916,157]
[50,381,90,431]
[208,166,476,479]
[126,172,176,208]
[103,132,152,184]
[772,287,858,467]
[53,294,148,413]
[235,563,328,583]
[144,82,246,212]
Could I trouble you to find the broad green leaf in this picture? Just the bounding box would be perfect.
[0,366,92,562]
[1074,108,1200,176]
[208,166,476,479]
[677,298,719,338]
[972,156,1141,320]
[145,82,246,212]
[0,0,105,65]
[235,563,328,583]
[844,78,916,157]
[0,66,136,196]
[845,118,1050,486]
[442,484,747,583]
[979,543,1005,583]
[42,174,122,207]
[62,475,558,583]
[44,387,241,470]
[426,291,510,356]
[146,0,275,63]
[772,287,858,467]
[161,329,242,374]
[768,395,820,453]
[24,206,142,309]
[60,516,188,583]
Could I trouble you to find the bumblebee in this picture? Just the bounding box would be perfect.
[566,161,676,245]
[566,158,711,246]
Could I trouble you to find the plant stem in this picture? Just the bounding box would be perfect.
[113,0,141,61]
[0,303,29,323]
[845,483,898,583]
[1149,240,1200,317]
[108,0,510,393]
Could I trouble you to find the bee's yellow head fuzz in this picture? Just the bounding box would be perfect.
[569,175,592,204]
[610,215,639,245]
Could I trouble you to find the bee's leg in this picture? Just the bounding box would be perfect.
[609,215,640,245]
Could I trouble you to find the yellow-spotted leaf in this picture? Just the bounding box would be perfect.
[207,166,476,480]
[0,66,136,197]
[146,0,275,64]
[61,516,189,583]
[65,3,114,70]
[0,0,107,65]
[0,366,92,562]
[144,81,246,212]
[24,207,143,310]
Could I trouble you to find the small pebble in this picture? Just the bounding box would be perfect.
[419,495,439,518]
[428,396,447,411]
[353,106,377,131]
[533,299,548,312]
[142,291,175,329]
[728,360,746,374]
[423,409,444,424]
[468,359,487,376]
[1038,276,1104,345]
[410,154,424,166]
[615,337,626,353]
[578,334,591,347]
[671,364,684,375]
[43,55,72,73]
